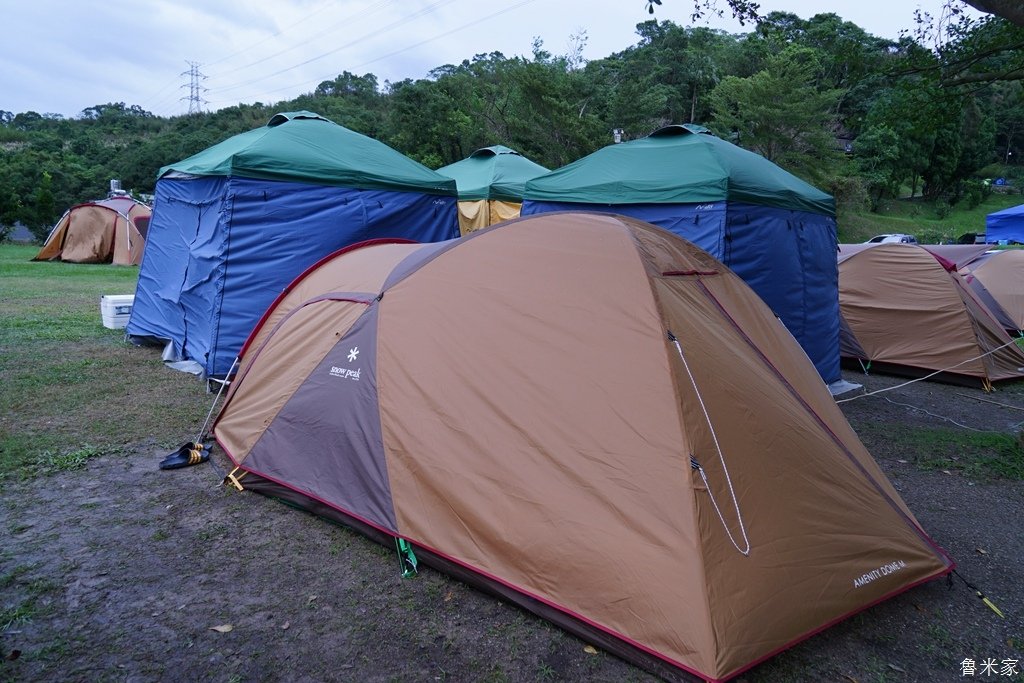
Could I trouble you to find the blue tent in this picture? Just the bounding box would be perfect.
[985,204,1024,244]
[127,112,458,377]
[522,125,840,384]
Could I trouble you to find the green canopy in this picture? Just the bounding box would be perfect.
[436,146,550,202]
[160,111,457,196]
[523,125,834,217]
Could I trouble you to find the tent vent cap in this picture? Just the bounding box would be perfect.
[267,111,333,127]
[649,124,714,138]
[469,145,520,158]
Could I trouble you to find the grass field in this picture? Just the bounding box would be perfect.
[0,245,208,479]
[838,191,1023,244]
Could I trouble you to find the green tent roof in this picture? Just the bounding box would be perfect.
[435,146,550,202]
[159,111,457,196]
[523,124,834,217]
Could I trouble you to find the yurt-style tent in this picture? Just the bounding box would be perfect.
[961,249,1024,333]
[126,111,458,378]
[32,194,151,265]
[435,145,549,234]
[985,203,1024,244]
[522,124,840,386]
[214,213,952,683]
[838,243,1024,388]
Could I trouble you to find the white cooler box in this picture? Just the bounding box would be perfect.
[100,294,135,329]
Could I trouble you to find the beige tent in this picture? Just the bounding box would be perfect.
[435,146,549,235]
[910,244,1019,331]
[32,195,151,265]
[451,198,522,234]
[961,249,1024,333]
[838,243,1024,388]
[214,214,952,682]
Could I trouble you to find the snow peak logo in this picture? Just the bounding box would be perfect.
[329,366,361,381]
[853,560,908,588]
[329,346,362,381]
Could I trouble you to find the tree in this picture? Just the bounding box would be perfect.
[33,171,55,237]
[586,21,738,138]
[853,124,902,206]
[708,46,843,184]
[657,0,1024,88]
[664,0,1024,28]
[988,81,1024,163]
[960,1,1024,27]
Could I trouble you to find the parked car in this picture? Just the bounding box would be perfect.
[865,233,918,244]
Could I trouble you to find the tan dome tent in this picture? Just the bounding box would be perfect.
[960,249,1024,333]
[32,195,151,265]
[925,245,1020,332]
[838,243,1024,389]
[214,213,951,683]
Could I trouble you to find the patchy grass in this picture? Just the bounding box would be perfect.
[32,444,110,475]
[1,601,35,632]
[0,565,33,590]
[883,426,1024,480]
[0,566,58,634]
[0,244,209,480]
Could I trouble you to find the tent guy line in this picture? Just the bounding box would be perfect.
[671,331,750,556]
[883,396,989,433]
[954,392,1024,413]
[836,337,1024,404]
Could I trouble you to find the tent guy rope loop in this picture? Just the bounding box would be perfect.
[670,332,751,556]
[191,355,240,483]
[836,338,1024,404]
[196,356,240,444]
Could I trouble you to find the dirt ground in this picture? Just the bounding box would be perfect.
[2,368,1023,683]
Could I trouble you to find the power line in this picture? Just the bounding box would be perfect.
[207,0,397,79]
[206,0,541,107]
[203,0,337,69]
[139,75,186,111]
[209,0,462,97]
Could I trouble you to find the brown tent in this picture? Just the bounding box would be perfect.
[838,242,1024,388]
[214,213,952,682]
[32,195,151,265]
[961,249,1024,333]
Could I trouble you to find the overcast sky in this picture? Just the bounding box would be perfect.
[1,0,979,119]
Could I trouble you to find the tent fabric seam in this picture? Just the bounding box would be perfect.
[623,224,718,675]
[236,238,416,360]
[216,296,375,421]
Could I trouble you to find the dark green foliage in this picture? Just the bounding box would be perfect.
[1,12,1022,234]
[708,46,845,186]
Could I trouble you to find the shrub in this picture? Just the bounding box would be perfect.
[827,175,869,213]
[960,180,986,209]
